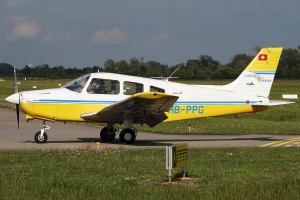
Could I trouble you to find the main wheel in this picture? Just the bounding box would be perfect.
[119,128,136,144]
[34,131,48,144]
[100,127,116,142]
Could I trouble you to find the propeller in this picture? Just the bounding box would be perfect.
[16,104,20,129]
[13,65,20,129]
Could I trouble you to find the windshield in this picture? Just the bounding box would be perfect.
[64,74,90,93]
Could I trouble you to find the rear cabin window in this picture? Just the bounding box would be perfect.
[150,86,165,93]
[87,78,120,94]
[123,81,143,95]
[64,75,90,93]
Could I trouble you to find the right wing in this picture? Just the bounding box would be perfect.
[81,92,179,127]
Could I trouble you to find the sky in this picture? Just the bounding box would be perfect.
[0,0,300,68]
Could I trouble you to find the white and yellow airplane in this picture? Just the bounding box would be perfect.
[5,47,292,144]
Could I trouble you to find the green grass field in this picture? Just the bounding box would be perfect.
[0,148,300,200]
[0,78,299,135]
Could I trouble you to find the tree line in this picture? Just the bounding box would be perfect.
[1,47,300,79]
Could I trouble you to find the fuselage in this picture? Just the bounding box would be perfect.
[7,72,268,123]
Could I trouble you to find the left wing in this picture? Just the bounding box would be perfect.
[80,92,179,127]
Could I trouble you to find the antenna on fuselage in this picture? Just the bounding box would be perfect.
[164,64,182,81]
[150,65,182,81]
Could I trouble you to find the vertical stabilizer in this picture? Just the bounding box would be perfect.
[225,47,283,97]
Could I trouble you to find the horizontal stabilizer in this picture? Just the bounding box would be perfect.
[251,100,294,106]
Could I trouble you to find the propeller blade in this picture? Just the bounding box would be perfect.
[13,65,20,129]
[13,65,18,93]
[16,104,20,129]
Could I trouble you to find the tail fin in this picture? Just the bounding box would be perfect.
[225,47,283,97]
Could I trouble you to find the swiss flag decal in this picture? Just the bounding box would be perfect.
[258,54,268,61]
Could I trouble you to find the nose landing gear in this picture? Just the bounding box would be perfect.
[34,121,50,143]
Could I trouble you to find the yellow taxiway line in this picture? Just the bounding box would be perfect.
[261,136,300,147]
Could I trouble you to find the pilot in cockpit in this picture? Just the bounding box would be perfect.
[88,79,105,94]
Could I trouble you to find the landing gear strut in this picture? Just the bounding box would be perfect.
[100,126,117,142]
[34,121,50,144]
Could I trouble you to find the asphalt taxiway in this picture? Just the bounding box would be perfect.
[0,108,299,150]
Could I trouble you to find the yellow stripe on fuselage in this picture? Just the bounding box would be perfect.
[165,104,266,121]
[20,102,267,122]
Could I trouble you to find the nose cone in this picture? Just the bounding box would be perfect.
[5,93,20,104]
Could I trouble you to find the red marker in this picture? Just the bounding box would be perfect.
[258,54,268,61]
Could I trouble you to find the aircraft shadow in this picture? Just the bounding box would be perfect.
[130,137,279,146]
[23,136,279,147]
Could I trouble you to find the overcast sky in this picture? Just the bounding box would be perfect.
[0,0,299,68]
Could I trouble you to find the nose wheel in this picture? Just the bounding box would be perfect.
[34,121,50,144]
[34,131,48,143]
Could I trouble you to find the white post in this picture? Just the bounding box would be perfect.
[166,146,173,182]
[169,146,173,182]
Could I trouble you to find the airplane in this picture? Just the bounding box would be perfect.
[5,47,293,144]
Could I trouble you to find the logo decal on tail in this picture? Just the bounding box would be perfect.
[258,54,268,61]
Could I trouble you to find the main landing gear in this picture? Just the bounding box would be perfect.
[34,121,50,143]
[100,126,117,142]
[119,128,136,144]
[100,125,137,144]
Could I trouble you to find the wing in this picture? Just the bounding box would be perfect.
[80,92,179,127]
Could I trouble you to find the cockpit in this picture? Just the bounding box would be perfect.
[64,73,166,95]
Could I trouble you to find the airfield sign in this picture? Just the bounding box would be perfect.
[166,143,188,182]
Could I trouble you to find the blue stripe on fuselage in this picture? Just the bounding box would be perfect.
[31,99,258,105]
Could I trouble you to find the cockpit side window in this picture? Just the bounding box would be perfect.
[64,75,90,93]
[123,81,143,95]
[150,86,165,93]
[87,78,120,94]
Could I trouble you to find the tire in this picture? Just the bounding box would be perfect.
[34,131,48,144]
[119,128,136,144]
[100,127,116,142]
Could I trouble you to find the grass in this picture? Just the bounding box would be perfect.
[0,78,299,135]
[0,148,300,199]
